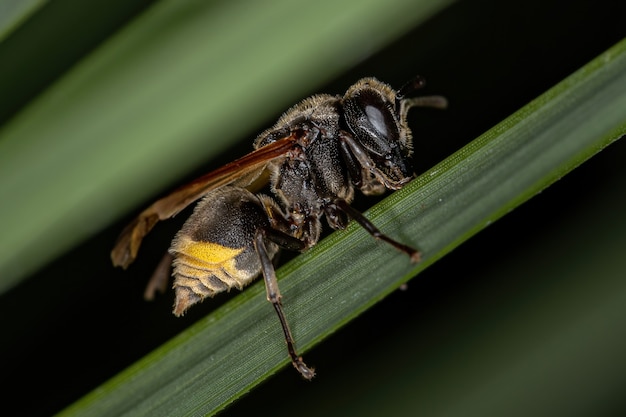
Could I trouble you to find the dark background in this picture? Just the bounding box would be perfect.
[1,0,625,415]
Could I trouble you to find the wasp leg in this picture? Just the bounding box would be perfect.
[338,132,367,189]
[338,131,388,194]
[335,199,421,263]
[254,229,315,380]
[144,252,174,300]
[262,227,308,252]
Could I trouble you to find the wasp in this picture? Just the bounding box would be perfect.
[111,77,447,380]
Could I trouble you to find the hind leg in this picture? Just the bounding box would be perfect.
[254,228,315,380]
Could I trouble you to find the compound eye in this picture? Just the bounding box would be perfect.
[343,87,402,158]
[364,105,390,138]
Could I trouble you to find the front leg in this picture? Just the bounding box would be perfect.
[334,198,421,263]
[338,130,386,195]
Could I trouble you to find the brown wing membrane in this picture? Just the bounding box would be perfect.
[111,134,298,269]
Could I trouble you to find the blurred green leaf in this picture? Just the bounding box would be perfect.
[0,0,46,40]
[0,0,454,293]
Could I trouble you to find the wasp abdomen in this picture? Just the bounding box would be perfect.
[169,187,279,316]
[171,237,250,315]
